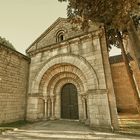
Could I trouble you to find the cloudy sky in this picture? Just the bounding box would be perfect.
[0,0,120,55]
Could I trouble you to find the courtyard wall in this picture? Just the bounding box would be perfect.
[110,55,139,113]
[0,44,30,124]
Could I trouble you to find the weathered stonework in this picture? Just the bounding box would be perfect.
[110,55,139,113]
[0,44,30,124]
[26,18,119,130]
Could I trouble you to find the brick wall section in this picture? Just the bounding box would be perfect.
[0,45,30,124]
[110,56,137,113]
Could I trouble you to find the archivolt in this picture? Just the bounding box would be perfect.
[32,54,99,94]
[47,74,85,96]
[53,78,83,95]
[39,64,87,95]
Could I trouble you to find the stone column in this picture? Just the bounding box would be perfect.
[51,96,54,119]
[47,97,51,118]
[81,96,86,121]
[50,95,56,120]
[44,98,48,120]
[83,94,89,125]
[84,99,87,119]
[55,93,60,118]
[80,94,89,123]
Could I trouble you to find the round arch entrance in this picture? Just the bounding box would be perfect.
[61,83,79,120]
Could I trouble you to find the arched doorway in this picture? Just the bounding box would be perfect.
[61,83,79,119]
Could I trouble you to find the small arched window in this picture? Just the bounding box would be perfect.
[59,34,64,41]
[56,30,65,42]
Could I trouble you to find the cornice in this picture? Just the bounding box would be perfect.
[28,29,101,57]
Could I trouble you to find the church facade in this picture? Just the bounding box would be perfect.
[1,17,139,130]
[26,18,119,130]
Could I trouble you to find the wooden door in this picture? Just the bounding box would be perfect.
[61,83,79,119]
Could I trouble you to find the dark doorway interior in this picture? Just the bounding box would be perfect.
[61,83,79,119]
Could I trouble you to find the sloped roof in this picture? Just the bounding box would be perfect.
[26,17,66,52]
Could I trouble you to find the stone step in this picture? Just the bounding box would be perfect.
[5,129,107,140]
[15,129,93,134]
[1,128,140,140]
[7,130,95,139]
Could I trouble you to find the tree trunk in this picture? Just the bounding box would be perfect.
[117,30,140,114]
[127,18,140,69]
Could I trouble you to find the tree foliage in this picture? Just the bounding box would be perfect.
[59,0,139,49]
[0,36,15,50]
[59,0,139,30]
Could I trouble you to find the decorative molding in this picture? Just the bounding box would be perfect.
[27,30,100,56]
[31,54,99,94]
[0,44,30,61]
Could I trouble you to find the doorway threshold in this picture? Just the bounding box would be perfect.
[60,119,79,122]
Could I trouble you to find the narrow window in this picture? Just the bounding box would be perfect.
[60,34,63,41]
[56,30,65,42]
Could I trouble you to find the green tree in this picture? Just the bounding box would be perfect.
[58,0,138,26]
[58,0,140,114]
[0,36,15,50]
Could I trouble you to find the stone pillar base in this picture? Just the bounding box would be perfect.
[50,116,57,120]
[43,117,49,121]
[84,119,90,125]
[90,125,114,132]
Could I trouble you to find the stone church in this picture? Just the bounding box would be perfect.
[0,17,139,130]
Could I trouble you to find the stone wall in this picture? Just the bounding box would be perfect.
[0,44,30,124]
[110,55,138,113]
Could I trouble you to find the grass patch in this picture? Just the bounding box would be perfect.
[0,120,32,128]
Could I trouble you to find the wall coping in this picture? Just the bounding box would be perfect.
[0,43,30,62]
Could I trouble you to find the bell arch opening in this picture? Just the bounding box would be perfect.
[61,83,79,120]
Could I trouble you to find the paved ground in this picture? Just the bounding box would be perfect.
[0,120,140,140]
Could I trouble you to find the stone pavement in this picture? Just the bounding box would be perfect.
[0,120,140,140]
